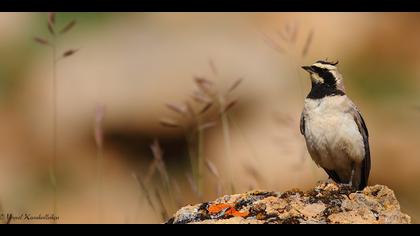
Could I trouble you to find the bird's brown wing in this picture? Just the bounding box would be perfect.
[350,106,371,190]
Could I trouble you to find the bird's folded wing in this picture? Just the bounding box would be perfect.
[349,104,371,189]
[300,112,305,135]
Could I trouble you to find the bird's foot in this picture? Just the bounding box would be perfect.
[338,183,357,193]
[317,178,335,185]
[342,182,352,187]
[340,165,357,192]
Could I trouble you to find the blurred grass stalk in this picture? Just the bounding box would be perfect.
[162,100,214,199]
[178,126,206,200]
[158,62,242,213]
[130,140,180,222]
[150,139,177,214]
[197,124,204,197]
[94,104,106,222]
[185,131,199,196]
[219,97,234,194]
[34,12,78,223]
[49,13,59,224]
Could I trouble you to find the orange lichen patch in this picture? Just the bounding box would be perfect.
[226,207,249,217]
[208,203,249,218]
[208,203,231,214]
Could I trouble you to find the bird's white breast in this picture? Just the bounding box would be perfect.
[303,96,365,171]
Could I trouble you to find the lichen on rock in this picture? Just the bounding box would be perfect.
[166,182,411,224]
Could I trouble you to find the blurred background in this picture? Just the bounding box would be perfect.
[0,12,420,223]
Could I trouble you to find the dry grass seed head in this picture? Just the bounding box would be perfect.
[33,37,50,46]
[199,102,213,115]
[227,78,243,94]
[199,121,217,131]
[191,90,212,104]
[60,20,77,34]
[302,29,314,57]
[62,49,78,58]
[159,118,180,128]
[261,32,285,53]
[194,76,214,96]
[165,103,188,117]
[150,140,167,179]
[150,140,163,162]
[205,159,220,179]
[222,99,238,113]
[47,22,55,35]
[48,12,56,25]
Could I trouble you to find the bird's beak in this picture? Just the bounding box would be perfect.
[301,66,313,73]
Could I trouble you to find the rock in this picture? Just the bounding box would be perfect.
[166,182,411,224]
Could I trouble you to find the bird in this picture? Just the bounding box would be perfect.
[300,60,370,190]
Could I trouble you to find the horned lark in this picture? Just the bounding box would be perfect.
[300,60,370,190]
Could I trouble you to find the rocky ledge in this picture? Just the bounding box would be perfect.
[166,182,410,224]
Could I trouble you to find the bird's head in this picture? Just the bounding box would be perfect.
[301,60,344,90]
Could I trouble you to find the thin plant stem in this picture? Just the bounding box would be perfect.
[35,13,78,224]
[197,125,204,197]
[94,104,106,222]
[160,168,176,214]
[181,121,205,199]
[51,38,58,224]
[164,183,175,214]
[154,188,169,221]
[184,132,197,186]
[219,96,234,194]
[96,141,104,222]
[152,139,177,213]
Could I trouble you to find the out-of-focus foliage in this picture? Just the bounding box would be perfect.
[0,13,419,223]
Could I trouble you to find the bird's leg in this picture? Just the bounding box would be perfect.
[348,165,355,186]
[341,163,355,190]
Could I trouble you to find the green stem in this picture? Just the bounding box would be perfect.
[51,40,58,224]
